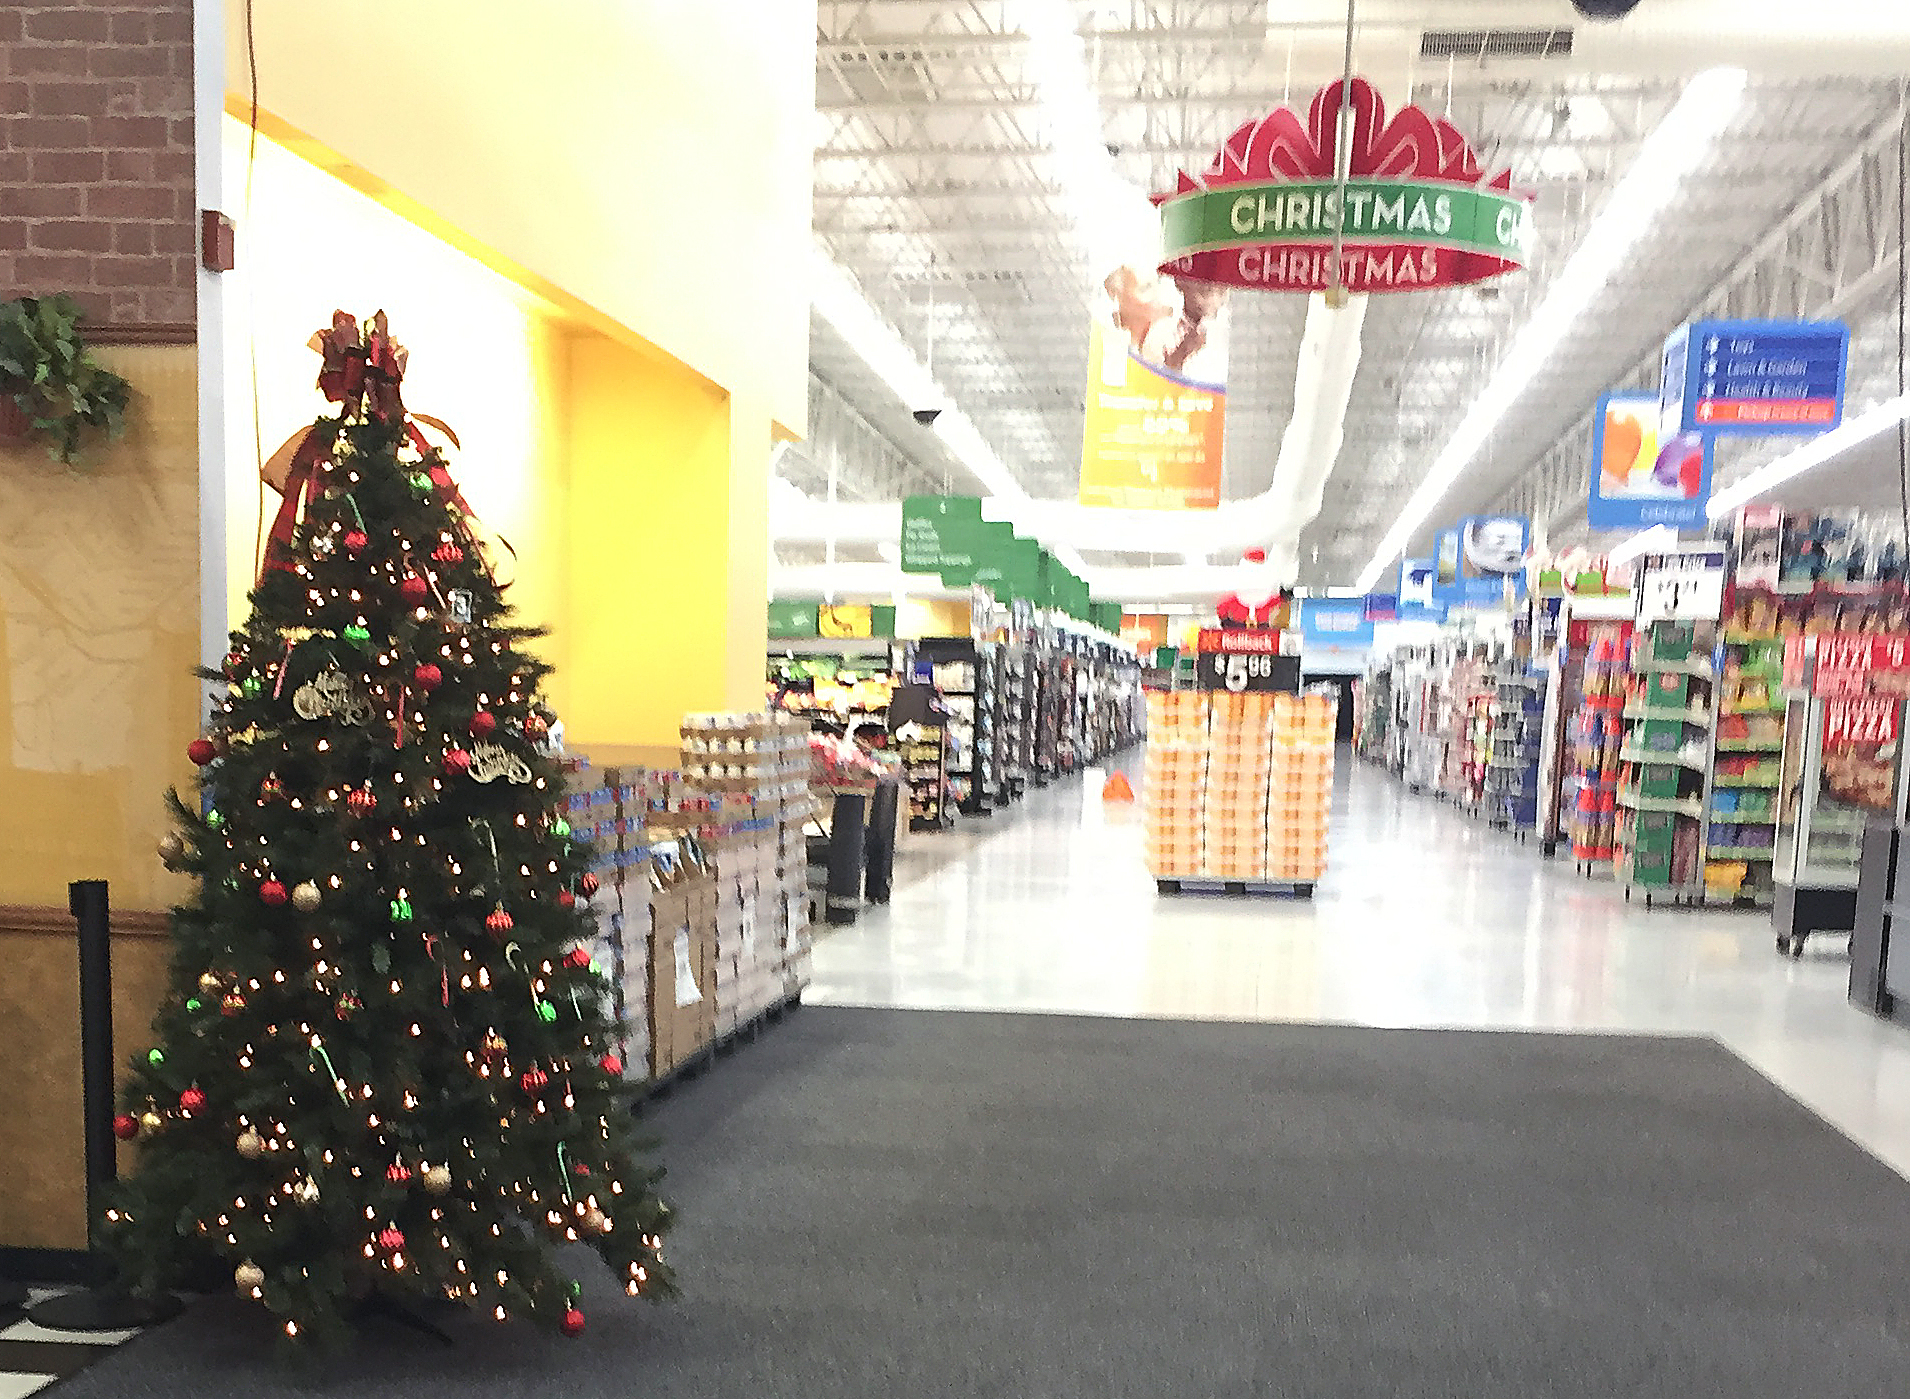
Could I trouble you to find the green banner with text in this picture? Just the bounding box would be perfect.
[901,495,984,581]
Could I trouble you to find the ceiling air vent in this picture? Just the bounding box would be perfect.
[1419,28,1574,61]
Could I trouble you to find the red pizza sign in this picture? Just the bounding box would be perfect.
[1810,634,1910,698]
[1823,697,1899,747]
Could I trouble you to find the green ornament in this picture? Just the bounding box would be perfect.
[536,1000,557,1024]
[389,897,414,923]
[552,817,571,839]
[205,809,225,830]
[408,472,434,498]
[185,997,203,1014]
[342,625,372,648]
[147,1048,165,1066]
[588,959,603,978]
[241,676,263,698]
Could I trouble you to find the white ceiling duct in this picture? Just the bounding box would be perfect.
[775,289,1370,583]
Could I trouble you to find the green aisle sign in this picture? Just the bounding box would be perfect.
[971,520,1013,593]
[901,495,984,579]
[1092,601,1122,633]
[767,600,820,639]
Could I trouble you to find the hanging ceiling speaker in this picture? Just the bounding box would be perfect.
[1570,0,1644,16]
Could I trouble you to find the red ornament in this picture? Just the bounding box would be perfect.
[428,466,454,492]
[432,542,464,566]
[413,663,443,691]
[259,879,288,907]
[186,738,218,767]
[522,713,549,743]
[400,574,430,605]
[571,1162,590,1177]
[113,1113,139,1140]
[564,948,590,969]
[386,1162,413,1183]
[377,1226,405,1251]
[336,991,363,1020]
[179,1087,206,1114]
[443,747,471,775]
[519,1066,548,1094]
[578,872,599,897]
[469,710,497,738]
[560,1307,586,1337]
[222,650,246,679]
[259,774,285,802]
[346,786,378,816]
[599,1054,623,1077]
[221,990,246,1016]
[556,890,576,910]
[343,529,369,556]
[485,907,515,937]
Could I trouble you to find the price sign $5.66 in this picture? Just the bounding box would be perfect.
[1202,651,1277,692]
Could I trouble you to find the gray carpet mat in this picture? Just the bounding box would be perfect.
[53,1008,1910,1397]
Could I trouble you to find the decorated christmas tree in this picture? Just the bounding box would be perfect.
[104,311,672,1345]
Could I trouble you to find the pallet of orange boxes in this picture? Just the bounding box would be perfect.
[1143,689,1329,898]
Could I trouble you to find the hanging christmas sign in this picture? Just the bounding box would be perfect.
[1156,78,1531,295]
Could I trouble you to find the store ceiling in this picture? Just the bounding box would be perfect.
[802,1,1907,588]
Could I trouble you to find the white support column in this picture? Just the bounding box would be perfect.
[193,0,228,687]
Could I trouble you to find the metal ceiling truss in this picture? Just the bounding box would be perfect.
[785,372,949,504]
[1499,107,1909,540]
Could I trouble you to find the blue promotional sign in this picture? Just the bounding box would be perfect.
[1299,599,1375,648]
[1589,390,1713,531]
[1363,594,1398,623]
[1397,557,1446,623]
[1298,598,1374,671]
[1661,318,1848,436]
[1432,529,1463,606]
[1433,517,1528,608]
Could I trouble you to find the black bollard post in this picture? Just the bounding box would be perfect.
[26,882,181,1332]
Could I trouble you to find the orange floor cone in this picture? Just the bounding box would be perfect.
[1101,771,1134,803]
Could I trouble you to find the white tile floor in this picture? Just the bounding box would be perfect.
[812,749,1910,1179]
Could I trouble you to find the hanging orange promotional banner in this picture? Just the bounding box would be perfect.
[1078,265,1228,510]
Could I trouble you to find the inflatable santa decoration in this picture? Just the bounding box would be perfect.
[1215,547,1286,628]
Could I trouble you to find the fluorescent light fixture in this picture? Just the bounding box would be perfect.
[1607,524,1677,567]
[1355,66,1748,592]
[1007,0,1157,268]
[809,246,1030,503]
[1706,394,1910,517]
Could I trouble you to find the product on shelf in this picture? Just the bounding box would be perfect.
[1614,619,1717,898]
[1484,666,1543,831]
[1569,626,1628,863]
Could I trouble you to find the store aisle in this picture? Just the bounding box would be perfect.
[811,752,1910,1178]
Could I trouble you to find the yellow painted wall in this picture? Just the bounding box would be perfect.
[897,598,974,640]
[219,119,575,700]
[227,0,815,440]
[566,337,765,745]
[0,346,199,910]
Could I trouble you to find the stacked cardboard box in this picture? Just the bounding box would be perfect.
[677,712,817,1039]
[1267,693,1333,882]
[1205,692,1276,879]
[1142,689,1335,886]
[560,758,649,1076]
[1143,690,1209,877]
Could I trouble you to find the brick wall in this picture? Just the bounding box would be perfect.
[0,2,196,337]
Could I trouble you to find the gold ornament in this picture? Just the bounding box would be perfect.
[139,1111,163,1133]
[234,1261,265,1292]
[236,1129,265,1159]
[291,881,322,913]
[421,1164,452,1196]
[158,832,188,868]
[292,664,372,725]
[293,1175,321,1205]
[583,1205,610,1234]
[197,971,222,993]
